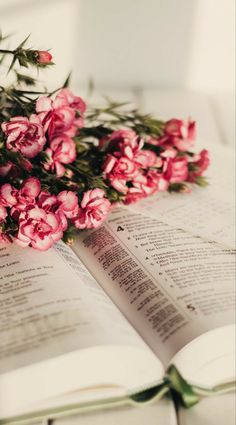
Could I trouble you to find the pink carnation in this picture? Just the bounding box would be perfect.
[109,129,139,149]
[0,231,11,244]
[110,130,146,163]
[164,118,196,151]
[0,204,7,222]
[73,189,111,229]
[12,177,41,215]
[15,207,63,251]
[103,154,138,193]
[103,129,160,194]
[124,170,159,204]
[163,156,189,184]
[188,149,210,182]
[0,163,13,177]
[56,88,86,114]
[44,135,76,177]
[135,149,158,168]
[0,184,18,208]
[36,89,86,139]
[38,190,79,230]
[1,115,46,158]
[56,191,79,218]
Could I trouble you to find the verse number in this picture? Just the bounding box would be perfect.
[117,226,124,232]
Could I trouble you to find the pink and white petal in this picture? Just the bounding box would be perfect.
[28,207,47,221]
[90,188,105,200]
[36,96,53,113]
[57,191,78,216]
[0,205,7,221]
[46,212,61,232]
[103,155,117,173]
[158,178,169,191]
[14,237,30,248]
[0,184,17,206]
[111,178,128,194]
[81,190,93,208]
[51,228,64,242]
[55,162,66,177]
[31,235,54,251]
[56,211,68,231]
[20,223,35,239]
[29,114,43,125]
[21,140,45,158]
[22,177,41,198]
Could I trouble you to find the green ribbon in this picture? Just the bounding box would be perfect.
[131,365,235,409]
[166,365,200,408]
[130,365,199,408]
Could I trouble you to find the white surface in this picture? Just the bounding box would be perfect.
[178,393,236,425]
[1,1,234,96]
[74,0,235,93]
[52,398,176,425]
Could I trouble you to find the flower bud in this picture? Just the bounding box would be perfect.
[36,51,52,64]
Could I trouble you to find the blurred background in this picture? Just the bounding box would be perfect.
[0,0,235,145]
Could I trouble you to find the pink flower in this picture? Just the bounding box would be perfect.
[109,129,139,149]
[103,154,138,193]
[0,163,13,177]
[135,149,158,168]
[36,50,52,64]
[163,156,189,184]
[188,149,210,182]
[56,191,79,218]
[15,207,63,251]
[195,149,210,173]
[164,118,196,151]
[1,115,46,158]
[37,190,79,232]
[0,184,18,207]
[55,88,86,114]
[44,135,76,177]
[73,189,111,229]
[0,231,11,244]
[124,170,159,204]
[161,147,177,159]
[12,177,41,214]
[112,130,145,162]
[0,178,42,223]
[38,190,78,223]
[145,136,159,146]
[36,89,86,139]
[18,157,33,172]
[124,187,146,204]
[0,204,7,222]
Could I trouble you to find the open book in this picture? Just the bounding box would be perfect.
[0,146,235,424]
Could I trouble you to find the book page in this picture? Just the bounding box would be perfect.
[129,146,235,248]
[53,397,177,425]
[0,241,146,374]
[130,184,235,248]
[74,207,235,366]
[178,393,236,425]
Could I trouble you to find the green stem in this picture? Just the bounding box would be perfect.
[0,49,15,55]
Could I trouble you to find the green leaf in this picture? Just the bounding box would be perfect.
[7,55,17,74]
[195,176,209,187]
[188,162,200,172]
[17,34,31,50]
[62,72,72,88]
[16,73,36,86]
[168,183,189,193]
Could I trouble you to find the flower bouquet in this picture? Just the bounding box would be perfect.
[0,35,209,251]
